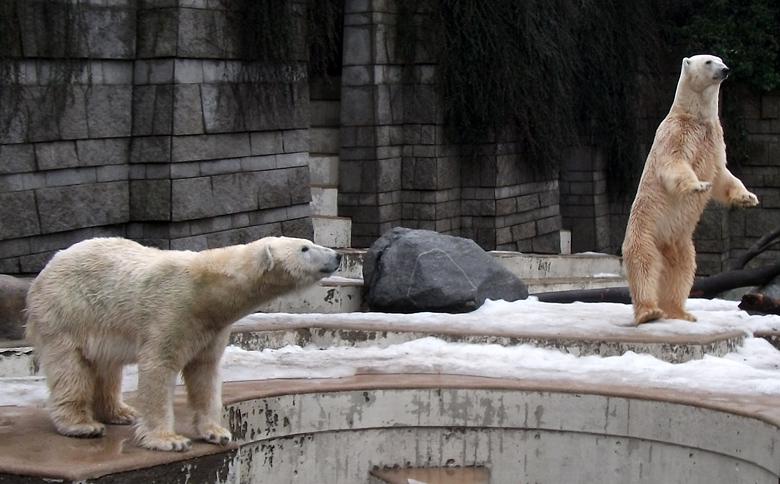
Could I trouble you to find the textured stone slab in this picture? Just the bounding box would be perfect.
[36,181,129,234]
[0,191,41,239]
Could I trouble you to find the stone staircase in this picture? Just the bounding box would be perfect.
[309,78,352,248]
[254,249,627,314]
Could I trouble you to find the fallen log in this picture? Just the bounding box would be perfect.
[535,260,780,304]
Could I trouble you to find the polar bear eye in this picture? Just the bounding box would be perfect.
[705,60,712,65]
[301,246,309,253]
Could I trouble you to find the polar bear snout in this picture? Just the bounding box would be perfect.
[321,251,342,274]
[716,66,730,80]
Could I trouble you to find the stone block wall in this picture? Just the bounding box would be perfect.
[724,88,780,272]
[0,0,312,274]
[559,144,610,254]
[339,0,561,253]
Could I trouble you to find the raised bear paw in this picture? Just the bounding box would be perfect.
[690,181,712,193]
[732,191,759,207]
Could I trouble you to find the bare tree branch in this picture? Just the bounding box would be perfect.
[536,261,780,304]
[729,224,780,270]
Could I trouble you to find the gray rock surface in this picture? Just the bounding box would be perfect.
[0,275,32,340]
[363,228,528,313]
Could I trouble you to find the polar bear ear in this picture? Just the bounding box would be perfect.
[257,243,275,272]
[682,57,690,70]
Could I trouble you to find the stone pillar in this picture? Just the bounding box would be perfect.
[400,73,462,236]
[339,0,403,248]
[560,145,611,254]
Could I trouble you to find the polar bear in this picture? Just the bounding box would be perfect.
[622,54,758,325]
[26,236,342,451]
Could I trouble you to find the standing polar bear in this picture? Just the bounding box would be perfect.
[622,54,758,325]
[26,236,342,451]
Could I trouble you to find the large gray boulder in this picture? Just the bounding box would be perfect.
[363,228,528,313]
[0,275,32,340]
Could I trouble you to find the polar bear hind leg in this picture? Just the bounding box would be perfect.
[658,239,697,322]
[41,341,106,438]
[624,234,665,325]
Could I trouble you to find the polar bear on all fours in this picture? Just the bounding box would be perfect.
[622,54,759,326]
[25,236,342,451]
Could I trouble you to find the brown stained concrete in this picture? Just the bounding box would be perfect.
[3,374,780,481]
[0,396,237,482]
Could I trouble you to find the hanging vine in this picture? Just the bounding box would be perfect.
[397,0,669,191]
[0,0,88,139]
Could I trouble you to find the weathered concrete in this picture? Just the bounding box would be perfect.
[222,376,780,484]
[4,375,780,483]
[369,466,490,484]
[0,402,239,484]
[231,314,744,364]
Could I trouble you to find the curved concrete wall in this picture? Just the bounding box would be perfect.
[223,380,780,483]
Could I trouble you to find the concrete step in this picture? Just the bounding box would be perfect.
[308,155,339,186]
[312,215,352,248]
[334,249,623,284]
[525,276,626,293]
[254,275,362,314]
[310,185,338,216]
[491,251,625,279]
[0,344,36,377]
[252,250,626,314]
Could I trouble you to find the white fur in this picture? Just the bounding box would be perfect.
[26,236,341,451]
[622,55,758,325]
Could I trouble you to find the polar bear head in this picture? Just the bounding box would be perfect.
[254,236,342,287]
[681,54,730,91]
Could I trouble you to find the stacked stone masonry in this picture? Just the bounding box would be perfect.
[338,0,561,252]
[1,0,779,275]
[0,0,312,273]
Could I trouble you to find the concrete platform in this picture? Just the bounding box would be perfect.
[0,308,749,380]
[4,375,780,483]
[230,313,745,363]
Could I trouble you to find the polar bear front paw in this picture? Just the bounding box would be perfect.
[138,431,192,452]
[690,181,712,193]
[732,191,759,207]
[198,423,232,446]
